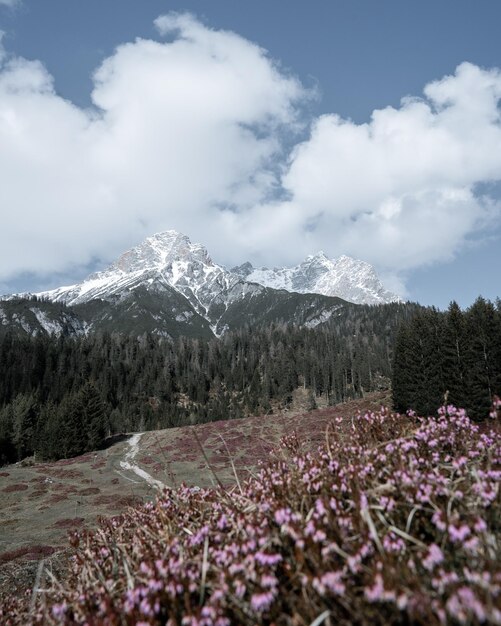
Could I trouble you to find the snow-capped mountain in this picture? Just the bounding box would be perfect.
[2,231,399,339]
[37,231,397,309]
[37,231,239,314]
[3,231,342,337]
[232,252,399,305]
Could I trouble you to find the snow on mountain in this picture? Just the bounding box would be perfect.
[0,300,89,337]
[232,252,399,305]
[36,231,241,317]
[8,231,398,338]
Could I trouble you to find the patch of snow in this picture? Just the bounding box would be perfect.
[304,309,335,328]
[30,308,63,335]
[12,313,32,334]
[175,311,193,322]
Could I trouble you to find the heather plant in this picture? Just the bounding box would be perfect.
[2,400,500,625]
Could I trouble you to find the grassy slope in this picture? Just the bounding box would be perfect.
[0,393,389,594]
[3,393,500,625]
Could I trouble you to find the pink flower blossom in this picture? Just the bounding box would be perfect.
[423,544,444,571]
[250,591,275,612]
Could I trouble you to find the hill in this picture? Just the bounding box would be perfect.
[0,393,389,596]
[1,394,500,624]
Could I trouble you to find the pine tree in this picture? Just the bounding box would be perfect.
[78,382,107,451]
[35,401,60,460]
[393,322,422,413]
[12,393,38,460]
[58,392,87,458]
[0,403,16,465]
[420,308,447,413]
[442,301,467,408]
[464,298,500,418]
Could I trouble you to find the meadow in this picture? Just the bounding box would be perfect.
[1,393,499,624]
[0,395,386,596]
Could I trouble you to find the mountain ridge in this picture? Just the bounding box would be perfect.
[1,230,399,338]
[232,251,399,305]
[26,229,399,307]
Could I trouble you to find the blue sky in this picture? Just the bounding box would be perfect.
[0,0,500,308]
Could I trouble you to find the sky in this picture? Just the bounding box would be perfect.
[0,0,500,308]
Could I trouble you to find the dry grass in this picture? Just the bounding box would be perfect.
[0,393,388,596]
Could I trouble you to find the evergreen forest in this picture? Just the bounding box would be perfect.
[2,297,499,466]
[392,297,501,418]
[0,302,418,464]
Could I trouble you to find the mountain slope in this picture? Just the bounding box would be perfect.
[2,230,400,338]
[21,231,356,337]
[0,298,88,338]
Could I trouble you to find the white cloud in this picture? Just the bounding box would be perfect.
[0,13,305,280]
[0,15,500,296]
[0,0,21,8]
[220,62,501,288]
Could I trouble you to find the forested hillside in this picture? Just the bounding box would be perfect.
[392,297,501,418]
[0,302,420,464]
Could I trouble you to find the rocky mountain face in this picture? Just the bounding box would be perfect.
[0,298,89,337]
[1,231,398,339]
[232,252,399,305]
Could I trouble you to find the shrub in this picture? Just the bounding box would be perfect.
[2,400,501,625]
[78,487,101,496]
[2,483,28,493]
[51,518,84,529]
[0,545,55,564]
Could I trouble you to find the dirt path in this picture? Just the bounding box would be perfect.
[119,433,166,490]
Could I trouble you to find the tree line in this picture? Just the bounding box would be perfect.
[0,302,419,464]
[392,297,501,418]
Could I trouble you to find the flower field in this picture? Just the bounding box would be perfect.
[2,399,500,625]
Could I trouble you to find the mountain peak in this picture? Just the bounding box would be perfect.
[112,230,205,274]
[231,261,254,280]
[14,231,399,313]
[306,250,328,260]
[30,230,227,309]
[145,230,190,249]
[245,252,399,305]
[335,253,367,265]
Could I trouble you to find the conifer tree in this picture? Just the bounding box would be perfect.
[12,393,38,460]
[78,382,108,451]
[58,392,87,459]
[0,403,16,465]
[35,401,59,460]
[420,308,447,412]
[442,301,467,408]
[464,298,500,417]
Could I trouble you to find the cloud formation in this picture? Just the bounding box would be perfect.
[279,62,501,273]
[0,13,305,279]
[0,13,500,295]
